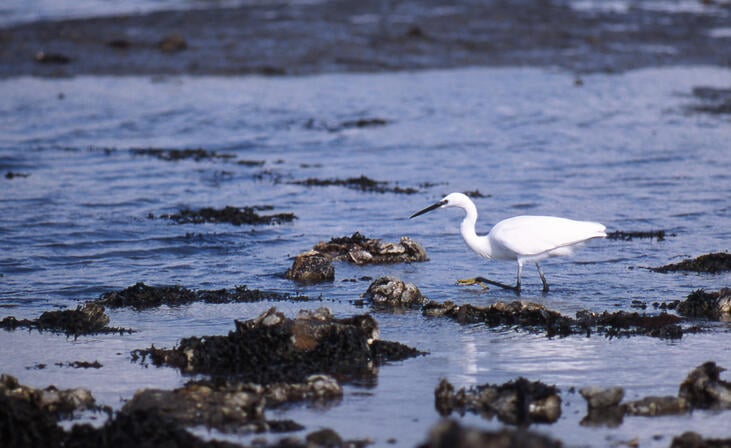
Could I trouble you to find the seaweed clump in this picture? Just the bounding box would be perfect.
[131,148,236,162]
[95,282,308,310]
[313,232,428,264]
[423,300,686,339]
[676,288,731,321]
[652,252,731,273]
[290,175,418,194]
[132,307,424,384]
[157,205,296,225]
[0,304,132,337]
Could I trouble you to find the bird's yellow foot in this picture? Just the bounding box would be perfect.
[457,278,489,290]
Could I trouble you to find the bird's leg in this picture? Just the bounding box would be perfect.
[514,261,523,292]
[457,278,490,289]
[455,276,519,293]
[536,262,549,293]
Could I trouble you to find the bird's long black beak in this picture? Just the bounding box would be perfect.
[409,199,446,219]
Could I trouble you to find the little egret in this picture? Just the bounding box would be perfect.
[410,192,606,292]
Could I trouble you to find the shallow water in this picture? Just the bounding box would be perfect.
[1,66,730,447]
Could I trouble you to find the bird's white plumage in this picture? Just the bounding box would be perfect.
[410,192,606,292]
[489,215,606,260]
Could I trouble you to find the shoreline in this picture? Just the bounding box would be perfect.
[1,0,730,78]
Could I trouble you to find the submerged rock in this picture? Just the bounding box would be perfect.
[362,276,427,310]
[434,378,561,425]
[676,289,731,321]
[285,250,335,283]
[158,205,296,226]
[95,282,308,310]
[419,419,563,448]
[132,307,424,384]
[0,303,132,336]
[652,252,731,273]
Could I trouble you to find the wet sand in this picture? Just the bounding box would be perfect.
[1,0,730,78]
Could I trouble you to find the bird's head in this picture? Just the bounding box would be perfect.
[409,192,472,218]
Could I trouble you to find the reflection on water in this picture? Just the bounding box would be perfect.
[1,66,730,447]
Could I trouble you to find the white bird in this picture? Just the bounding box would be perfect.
[410,192,606,292]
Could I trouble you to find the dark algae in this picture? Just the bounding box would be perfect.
[676,288,731,320]
[132,307,424,384]
[606,230,666,241]
[131,148,236,161]
[290,175,418,194]
[0,304,132,336]
[157,206,296,226]
[423,300,686,339]
[653,252,731,273]
[95,282,308,310]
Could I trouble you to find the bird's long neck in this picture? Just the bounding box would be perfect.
[460,200,492,258]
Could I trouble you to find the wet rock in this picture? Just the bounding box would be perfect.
[419,419,563,448]
[158,205,296,225]
[96,282,309,310]
[0,303,132,336]
[131,147,236,161]
[606,230,666,241]
[132,307,423,384]
[285,250,335,283]
[678,361,731,409]
[676,289,731,321]
[580,386,624,409]
[652,252,731,273]
[290,175,418,194]
[0,374,97,418]
[362,276,427,310]
[5,171,30,179]
[159,34,187,53]
[671,431,731,448]
[434,377,561,425]
[312,232,428,264]
[340,118,388,129]
[691,86,731,115]
[34,51,71,64]
[623,396,689,416]
[107,39,132,49]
